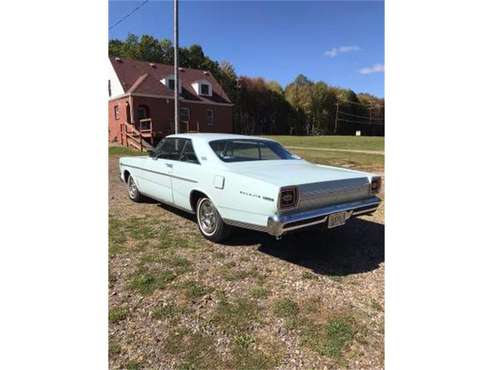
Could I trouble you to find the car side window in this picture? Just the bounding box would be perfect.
[179,139,200,164]
[155,138,185,160]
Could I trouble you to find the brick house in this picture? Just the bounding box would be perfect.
[108,57,233,149]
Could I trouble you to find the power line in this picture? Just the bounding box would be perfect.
[339,100,368,107]
[340,99,382,108]
[338,110,371,120]
[337,118,384,126]
[109,0,150,30]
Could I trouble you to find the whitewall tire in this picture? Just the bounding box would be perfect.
[196,197,230,242]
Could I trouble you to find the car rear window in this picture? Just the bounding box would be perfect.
[209,139,297,162]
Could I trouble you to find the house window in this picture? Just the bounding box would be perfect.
[180,107,190,122]
[207,109,214,126]
[161,75,179,91]
[168,79,175,90]
[114,105,120,120]
[200,84,210,95]
[137,105,150,120]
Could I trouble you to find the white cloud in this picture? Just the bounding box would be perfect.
[359,64,385,75]
[324,45,360,58]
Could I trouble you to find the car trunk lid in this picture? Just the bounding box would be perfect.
[230,160,369,186]
[228,160,372,211]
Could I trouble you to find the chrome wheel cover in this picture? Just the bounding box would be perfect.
[198,199,218,236]
[128,177,138,199]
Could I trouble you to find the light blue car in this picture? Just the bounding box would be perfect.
[119,133,382,242]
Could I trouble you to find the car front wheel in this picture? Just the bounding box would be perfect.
[196,197,230,242]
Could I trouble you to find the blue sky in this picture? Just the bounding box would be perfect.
[109,1,384,97]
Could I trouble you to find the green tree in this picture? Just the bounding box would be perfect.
[285,75,315,134]
[159,39,174,64]
[138,35,164,63]
[108,39,124,57]
[311,82,337,134]
[235,77,295,134]
[108,35,384,136]
[121,33,140,59]
[266,81,283,95]
[293,74,312,86]
[187,44,206,68]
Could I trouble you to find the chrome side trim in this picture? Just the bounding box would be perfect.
[121,164,198,183]
[223,218,269,233]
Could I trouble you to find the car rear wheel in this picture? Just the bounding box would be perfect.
[127,175,142,202]
[196,197,230,242]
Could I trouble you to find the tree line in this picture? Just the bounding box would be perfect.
[109,34,384,136]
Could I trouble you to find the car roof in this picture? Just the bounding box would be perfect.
[167,133,275,142]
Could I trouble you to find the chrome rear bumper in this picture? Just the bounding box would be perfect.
[266,196,381,237]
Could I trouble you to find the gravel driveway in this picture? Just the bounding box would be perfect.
[109,154,384,369]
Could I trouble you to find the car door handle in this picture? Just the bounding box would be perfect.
[166,163,173,168]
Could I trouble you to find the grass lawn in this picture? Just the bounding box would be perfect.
[292,148,383,172]
[110,134,384,172]
[263,135,384,152]
[109,146,145,156]
[108,149,384,369]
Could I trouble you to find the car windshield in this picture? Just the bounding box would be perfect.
[209,139,298,162]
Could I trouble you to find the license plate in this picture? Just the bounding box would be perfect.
[328,212,346,228]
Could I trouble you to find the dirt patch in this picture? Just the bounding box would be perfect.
[109,154,384,369]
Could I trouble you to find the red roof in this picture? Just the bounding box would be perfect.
[110,57,232,105]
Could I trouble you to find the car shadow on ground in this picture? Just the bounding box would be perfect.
[155,202,196,221]
[153,200,384,277]
[225,218,384,277]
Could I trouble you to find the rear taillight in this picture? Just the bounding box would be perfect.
[279,187,298,210]
[371,176,382,194]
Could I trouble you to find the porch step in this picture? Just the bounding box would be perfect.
[121,122,155,152]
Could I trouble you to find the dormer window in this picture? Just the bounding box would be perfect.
[161,75,181,92]
[168,79,175,91]
[192,80,212,97]
[200,84,210,95]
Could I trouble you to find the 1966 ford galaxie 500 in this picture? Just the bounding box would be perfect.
[119,133,382,242]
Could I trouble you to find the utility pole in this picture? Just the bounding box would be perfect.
[334,102,339,135]
[173,0,179,134]
[369,106,373,136]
